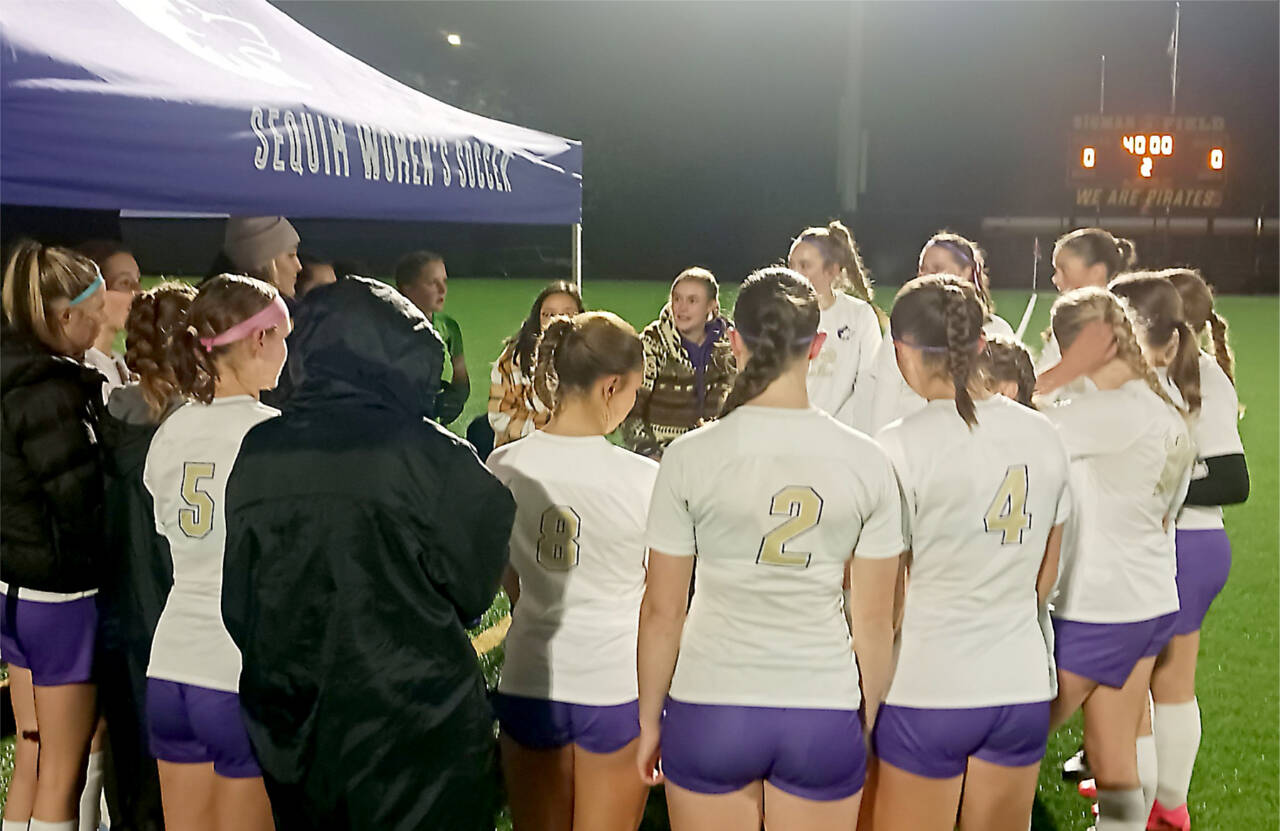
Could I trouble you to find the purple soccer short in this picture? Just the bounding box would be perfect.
[1053,612,1178,689]
[146,678,261,778]
[0,593,96,686]
[660,698,866,801]
[872,702,1050,779]
[1173,528,1232,636]
[493,693,640,754]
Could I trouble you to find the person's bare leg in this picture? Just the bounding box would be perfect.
[1050,668,1098,731]
[4,666,39,823]
[856,755,881,830]
[763,781,862,831]
[1085,657,1157,830]
[30,683,96,822]
[869,761,964,831]
[571,739,649,831]
[664,780,762,831]
[957,757,1041,831]
[215,774,275,831]
[157,761,216,831]
[500,734,574,831]
[1151,632,1199,704]
[1150,632,1203,811]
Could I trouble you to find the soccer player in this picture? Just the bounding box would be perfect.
[854,232,1015,434]
[143,275,288,831]
[621,267,736,459]
[868,276,1070,831]
[636,268,903,831]
[981,334,1037,408]
[1,240,106,831]
[219,216,303,300]
[1043,287,1193,831]
[77,239,142,404]
[396,250,470,425]
[489,311,655,831]
[785,221,883,427]
[489,281,583,448]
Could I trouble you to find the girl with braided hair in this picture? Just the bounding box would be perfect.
[637,268,902,830]
[868,276,1071,831]
[488,311,655,831]
[95,281,197,831]
[1114,271,1248,831]
[785,220,884,427]
[1042,287,1193,831]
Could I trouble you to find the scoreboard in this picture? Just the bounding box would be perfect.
[1068,114,1228,213]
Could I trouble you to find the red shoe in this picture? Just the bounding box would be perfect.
[1147,800,1191,831]
[1078,779,1098,799]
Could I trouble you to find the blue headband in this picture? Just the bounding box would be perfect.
[68,273,104,307]
[929,239,975,267]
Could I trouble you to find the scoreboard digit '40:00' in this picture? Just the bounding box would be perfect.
[1068,114,1227,213]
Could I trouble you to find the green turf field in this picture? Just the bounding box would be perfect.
[1,280,1274,830]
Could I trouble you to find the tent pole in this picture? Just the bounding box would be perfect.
[571,223,582,291]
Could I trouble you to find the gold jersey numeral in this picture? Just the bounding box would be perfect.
[178,462,216,539]
[536,505,582,571]
[984,465,1033,545]
[757,486,824,568]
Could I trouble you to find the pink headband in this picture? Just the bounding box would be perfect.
[199,295,289,352]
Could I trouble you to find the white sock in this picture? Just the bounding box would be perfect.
[1096,787,1146,831]
[1154,698,1202,807]
[1136,733,1158,815]
[3,819,31,831]
[77,750,103,831]
[29,821,76,831]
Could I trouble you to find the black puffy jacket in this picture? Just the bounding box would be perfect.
[221,278,513,831]
[0,323,105,593]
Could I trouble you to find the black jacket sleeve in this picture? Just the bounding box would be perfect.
[422,441,515,624]
[1185,453,1250,507]
[436,379,467,426]
[15,374,104,557]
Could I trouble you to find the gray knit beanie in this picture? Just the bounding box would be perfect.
[223,216,300,272]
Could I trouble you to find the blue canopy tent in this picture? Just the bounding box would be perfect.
[0,0,583,280]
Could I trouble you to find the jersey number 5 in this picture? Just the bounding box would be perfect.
[984,465,1032,545]
[757,486,823,568]
[179,462,216,539]
[537,505,582,571]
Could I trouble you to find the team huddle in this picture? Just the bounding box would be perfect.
[0,219,1249,831]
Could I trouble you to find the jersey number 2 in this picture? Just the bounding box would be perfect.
[178,462,216,539]
[984,465,1032,545]
[757,486,823,568]
[537,505,581,571]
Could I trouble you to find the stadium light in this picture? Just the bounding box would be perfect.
[446,33,462,47]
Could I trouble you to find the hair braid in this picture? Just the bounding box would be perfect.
[981,335,1037,409]
[941,284,982,426]
[125,281,197,421]
[1207,311,1235,385]
[1104,298,1179,410]
[533,317,574,410]
[720,268,819,418]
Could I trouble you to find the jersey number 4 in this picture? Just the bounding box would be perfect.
[984,465,1032,545]
[178,462,216,539]
[537,505,582,571]
[757,486,824,568]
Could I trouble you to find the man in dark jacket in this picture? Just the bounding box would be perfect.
[221,278,514,831]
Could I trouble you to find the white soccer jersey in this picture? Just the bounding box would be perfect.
[806,293,881,427]
[877,396,1071,708]
[851,315,1015,434]
[1177,354,1244,531]
[144,396,278,692]
[645,405,905,711]
[1046,380,1192,623]
[488,431,658,705]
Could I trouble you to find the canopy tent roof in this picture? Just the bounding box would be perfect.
[0,0,582,225]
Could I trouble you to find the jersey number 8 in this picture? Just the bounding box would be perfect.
[757,486,824,568]
[537,505,582,571]
[179,462,216,539]
[984,465,1032,545]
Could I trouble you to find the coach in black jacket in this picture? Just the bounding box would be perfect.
[222,278,514,831]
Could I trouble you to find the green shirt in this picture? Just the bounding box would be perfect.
[431,312,464,363]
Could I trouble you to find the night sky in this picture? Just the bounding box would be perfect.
[275,1,1278,290]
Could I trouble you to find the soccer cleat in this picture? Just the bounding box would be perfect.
[1062,747,1092,781]
[1078,779,1098,799]
[1147,799,1192,831]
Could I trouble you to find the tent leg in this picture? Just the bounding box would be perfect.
[571,223,582,292]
